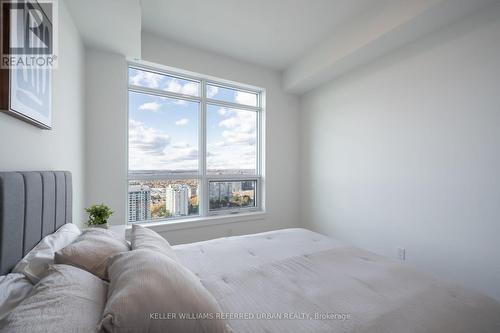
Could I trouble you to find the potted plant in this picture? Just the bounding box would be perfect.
[86,204,113,229]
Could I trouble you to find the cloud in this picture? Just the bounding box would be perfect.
[204,108,257,171]
[166,146,198,163]
[129,119,198,171]
[171,142,190,148]
[129,112,256,171]
[218,109,256,145]
[219,117,238,129]
[221,130,256,145]
[129,119,170,156]
[139,101,161,111]
[207,143,255,171]
[235,91,257,106]
[175,118,189,126]
[128,80,258,172]
[165,79,198,96]
[129,70,163,89]
[130,69,199,99]
[207,85,219,98]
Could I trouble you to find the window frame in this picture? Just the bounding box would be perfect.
[127,61,266,224]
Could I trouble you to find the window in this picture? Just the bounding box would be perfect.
[128,64,264,224]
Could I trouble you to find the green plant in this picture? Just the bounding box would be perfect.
[85,204,113,226]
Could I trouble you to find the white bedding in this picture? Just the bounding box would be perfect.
[174,228,500,333]
[12,223,81,284]
[1,265,108,333]
[0,273,32,322]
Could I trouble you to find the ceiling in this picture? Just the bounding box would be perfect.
[66,0,497,94]
[140,0,389,70]
[66,0,141,58]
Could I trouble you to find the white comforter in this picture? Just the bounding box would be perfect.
[174,228,500,333]
[0,273,32,322]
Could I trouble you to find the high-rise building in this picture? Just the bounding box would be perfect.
[165,184,189,216]
[188,186,197,198]
[209,181,242,201]
[128,185,152,222]
[241,181,254,191]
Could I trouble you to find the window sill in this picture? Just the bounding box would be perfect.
[125,211,267,235]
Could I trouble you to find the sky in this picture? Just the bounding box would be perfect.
[128,68,257,173]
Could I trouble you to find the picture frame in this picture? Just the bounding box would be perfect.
[0,0,53,129]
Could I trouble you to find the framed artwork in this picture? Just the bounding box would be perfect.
[0,0,53,129]
[8,61,52,129]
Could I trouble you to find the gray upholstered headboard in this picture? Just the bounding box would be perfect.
[0,171,72,275]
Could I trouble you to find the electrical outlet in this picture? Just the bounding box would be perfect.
[398,248,406,262]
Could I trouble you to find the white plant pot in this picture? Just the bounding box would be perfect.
[92,223,109,229]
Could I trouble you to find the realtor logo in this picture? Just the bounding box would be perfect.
[1,0,58,68]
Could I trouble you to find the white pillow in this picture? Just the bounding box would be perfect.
[131,224,177,261]
[12,223,81,284]
[1,264,108,333]
[0,273,33,321]
[55,228,130,280]
[99,249,229,333]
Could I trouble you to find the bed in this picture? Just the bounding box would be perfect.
[174,228,500,333]
[1,171,500,333]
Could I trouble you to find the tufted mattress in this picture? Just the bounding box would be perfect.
[174,228,500,333]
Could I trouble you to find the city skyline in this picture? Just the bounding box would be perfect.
[129,168,256,175]
[128,179,255,223]
[128,180,198,223]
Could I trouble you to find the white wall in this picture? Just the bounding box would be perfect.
[84,49,128,226]
[0,1,86,227]
[141,33,300,243]
[300,3,500,301]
